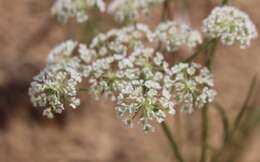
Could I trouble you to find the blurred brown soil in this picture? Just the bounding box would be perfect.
[0,0,260,162]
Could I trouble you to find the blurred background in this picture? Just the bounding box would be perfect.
[0,0,260,162]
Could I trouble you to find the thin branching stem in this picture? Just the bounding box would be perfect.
[183,0,229,63]
[205,38,218,70]
[231,75,257,135]
[161,122,185,162]
[213,102,230,144]
[161,0,173,21]
[161,1,167,21]
[199,3,228,158]
[79,88,89,92]
[159,2,185,162]
[200,1,229,160]
[183,39,211,62]
[200,104,209,162]
[211,75,258,162]
[200,38,219,162]
[222,0,229,5]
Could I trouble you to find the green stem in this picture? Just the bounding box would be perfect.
[212,102,230,144]
[159,2,185,162]
[222,0,229,5]
[183,40,211,62]
[200,105,209,162]
[231,75,257,135]
[205,38,218,70]
[200,38,219,162]
[211,76,258,162]
[161,1,168,21]
[161,122,185,162]
[78,87,89,92]
[161,0,173,21]
[183,0,229,62]
[198,3,228,162]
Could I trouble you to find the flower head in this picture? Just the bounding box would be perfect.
[47,40,96,77]
[48,40,78,64]
[154,22,202,52]
[29,65,82,118]
[202,6,257,48]
[170,63,216,113]
[115,47,175,132]
[28,39,100,118]
[52,0,106,23]
[90,23,153,56]
[28,18,219,133]
[87,24,154,100]
[108,0,165,22]
[88,55,125,100]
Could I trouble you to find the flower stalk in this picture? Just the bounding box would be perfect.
[222,0,229,5]
[161,121,185,162]
[200,38,219,162]
[200,104,209,162]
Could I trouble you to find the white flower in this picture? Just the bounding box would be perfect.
[108,0,165,22]
[52,0,106,23]
[78,44,97,64]
[115,47,175,132]
[87,24,154,101]
[154,21,202,52]
[145,80,161,90]
[88,55,124,100]
[170,63,216,113]
[28,19,220,133]
[202,6,258,48]
[90,24,153,62]
[47,40,85,73]
[28,64,82,118]
[48,40,78,64]
[47,40,98,78]
[28,39,100,118]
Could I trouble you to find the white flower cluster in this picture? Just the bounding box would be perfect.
[87,24,154,100]
[29,40,95,118]
[48,40,78,64]
[90,23,153,56]
[47,40,95,77]
[108,0,165,22]
[202,6,258,48]
[52,0,105,23]
[29,23,217,132]
[115,47,175,132]
[86,24,176,131]
[29,65,81,118]
[52,0,166,23]
[88,55,124,100]
[155,22,202,52]
[170,63,217,113]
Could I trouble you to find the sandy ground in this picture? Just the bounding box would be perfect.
[0,0,260,162]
